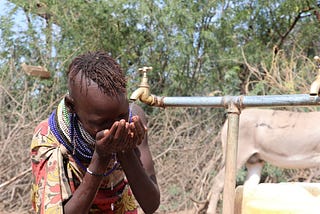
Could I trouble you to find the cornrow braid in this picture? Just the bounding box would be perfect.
[67,51,127,96]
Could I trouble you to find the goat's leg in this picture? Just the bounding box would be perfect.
[205,160,259,214]
[244,160,264,188]
[206,167,225,214]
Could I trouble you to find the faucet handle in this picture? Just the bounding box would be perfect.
[138,66,153,74]
[137,66,152,87]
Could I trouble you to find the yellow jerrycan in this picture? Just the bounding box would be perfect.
[241,182,320,214]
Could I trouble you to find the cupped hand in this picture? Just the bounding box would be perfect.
[127,115,147,147]
[94,116,147,159]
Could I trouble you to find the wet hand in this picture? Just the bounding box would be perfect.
[95,116,147,157]
[128,115,147,147]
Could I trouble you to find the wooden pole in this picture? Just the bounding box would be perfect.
[222,103,240,214]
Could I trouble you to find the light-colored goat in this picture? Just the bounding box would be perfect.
[206,108,320,214]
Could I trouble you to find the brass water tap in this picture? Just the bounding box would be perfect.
[130,66,156,105]
[310,56,320,96]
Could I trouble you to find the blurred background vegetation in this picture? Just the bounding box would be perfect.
[1,0,320,213]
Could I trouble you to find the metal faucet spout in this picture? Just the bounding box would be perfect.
[130,87,158,105]
[129,66,164,107]
[130,66,152,102]
[129,66,153,104]
[130,87,148,101]
[310,56,320,96]
[310,78,320,96]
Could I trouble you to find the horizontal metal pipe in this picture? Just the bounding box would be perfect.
[159,94,320,108]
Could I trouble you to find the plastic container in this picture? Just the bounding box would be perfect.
[241,182,320,214]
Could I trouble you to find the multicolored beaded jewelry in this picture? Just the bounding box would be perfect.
[48,99,126,176]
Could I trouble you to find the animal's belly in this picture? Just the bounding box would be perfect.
[256,126,319,151]
[254,127,320,168]
[259,152,320,169]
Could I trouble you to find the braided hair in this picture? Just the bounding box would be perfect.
[68,51,127,96]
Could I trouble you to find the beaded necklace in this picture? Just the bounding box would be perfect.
[48,99,126,176]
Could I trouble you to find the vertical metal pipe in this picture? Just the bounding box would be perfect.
[222,103,240,214]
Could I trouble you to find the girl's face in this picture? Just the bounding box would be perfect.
[66,72,129,138]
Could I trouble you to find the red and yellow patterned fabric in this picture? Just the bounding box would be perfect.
[31,120,138,214]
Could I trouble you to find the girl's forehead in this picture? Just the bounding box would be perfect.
[68,70,126,97]
[76,83,127,111]
[68,71,128,113]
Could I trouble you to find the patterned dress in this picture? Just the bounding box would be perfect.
[31,118,138,213]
